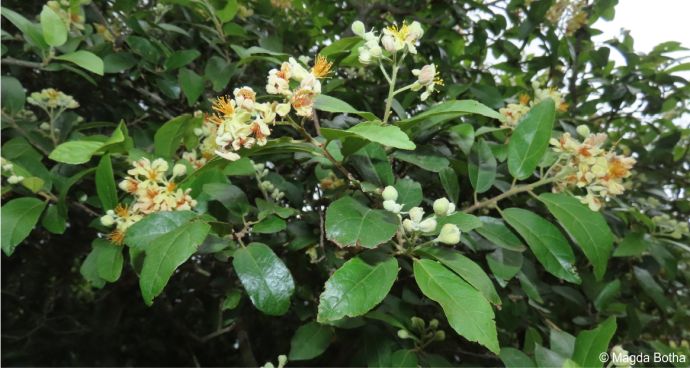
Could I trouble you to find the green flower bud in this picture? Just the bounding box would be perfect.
[436,224,461,245]
[433,330,446,341]
[433,197,450,216]
[411,316,425,331]
[429,319,439,329]
[351,21,366,37]
[397,329,412,339]
[576,124,590,137]
[382,185,398,201]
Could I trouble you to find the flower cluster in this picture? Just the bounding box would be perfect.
[382,186,461,245]
[549,125,636,211]
[546,0,588,36]
[254,162,285,201]
[27,88,79,110]
[47,0,85,32]
[351,20,442,101]
[652,214,689,239]
[265,55,332,117]
[100,158,196,244]
[499,81,567,128]
[1,157,24,184]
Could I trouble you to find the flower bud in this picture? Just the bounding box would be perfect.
[402,219,415,233]
[382,185,398,201]
[576,124,590,137]
[7,175,23,184]
[172,163,187,177]
[429,319,439,329]
[397,329,412,339]
[419,218,437,233]
[276,103,291,116]
[277,355,288,368]
[433,197,450,216]
[100,214,115,227]
[408,207,424,223]
[368,45,382,58]
[351,21,366,37]
[381,34,397,53]
[358,48,371,65]
[383,200,402,214]
[433,330,446,341]
[436,224,461,245]
[411,317,425,331]
[40,122,51,130]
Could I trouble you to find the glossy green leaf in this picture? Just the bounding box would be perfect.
[55,51,104,75]
[314,94,378,121]
[502,208,581,284]
[392,151,449,172]
[436,212,483,232]
[154,114,198,158]
[347,122,416,150]
[393,178,422,211]
[500,348,535,368]
[139,221,210,305]
[40,5,67,47]
[398,100,505,130]
[165,49,201,70]
[539,193,614,280]
[438,167,460,204]
[124,211,198,248]
[475,216,526,251]
[41,204,66,234]
[486,249,523,281]
[49,141,105,164]
[1,197,47,256]
[233,242,295,316]
[391,349,418,368]
[468,138,496,193]
[288,322,334,361]
[572,317,617,368]
[317,257,398,322]
[92,238,124,282]
[418,247,501,305]
[325,196,398,248]
[1,76,25,114]
[178,68,204,106]
[613,232,647,257]
[413,259,500,353]
[507,99,555,179]
[95,154,117,210]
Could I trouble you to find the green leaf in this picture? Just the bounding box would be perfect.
[55,51,104,75]
[325,196,398,248]
[103,52,138,73]
[165,49,201,70]
[539,193,614,280]
[41,204,66,234]
[502,208,581,284]
[398,100,505,130]
[1,76,25,113]
[550,329,576,358]
[417,247,501,305]
[436,212,483,232]
[314,94,378,121]
[92,238,124,282]
[486,248,523,281]
[393,178,422,211]
[349,143,394,186]
[475,216,526,251]
[40,5,67,47]
[347,122,416,150]
[124,211,198,248]
[438,167,460,204]
[535,344,566,368]
[178,68,204,106]
[204,56,234,92]
[1,7,49,50]
[253,215,286,234]
[468,139,496,193]
[507,99,555,179]
[154,114,199,158]
[448,123,475,155]
[413,259,500,353]
[391,349,418,368]
[500,348,535,368]
[633,266,673,312]
[613,232,647,257]
[95,154,117,210]
[392,151,449,172]
[1,197,47,256]
[317,256,398,322]
[233,242,295,316]
[140,221,210,305]
[572,317,617,368]
[49,141,105,164]
[288,322,334,361]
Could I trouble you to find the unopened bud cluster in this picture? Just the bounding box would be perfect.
[254,162,285,201]
[1,157,24,185]
[397,316,446,349]
[381,186,461,245]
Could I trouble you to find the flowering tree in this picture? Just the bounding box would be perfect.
[2,0,689,366]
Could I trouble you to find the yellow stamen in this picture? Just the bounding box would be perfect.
[114,203,129,218]
[212,96,234,117]
[519,94,531,105]
[386,21,410,42]
[107,229,125,246]
[311,55,333,78]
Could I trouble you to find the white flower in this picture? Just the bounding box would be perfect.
[382,186,398,201]
[433,197,450,216]
[215,149,241,161]
[436,224,461,245]
[381,34,398,53]
[7,175,24,184]
[233,86,256,111]
[407,21,424,41]
[289,57,310,82]
[358,48,372,65]
[383,200,402,214]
